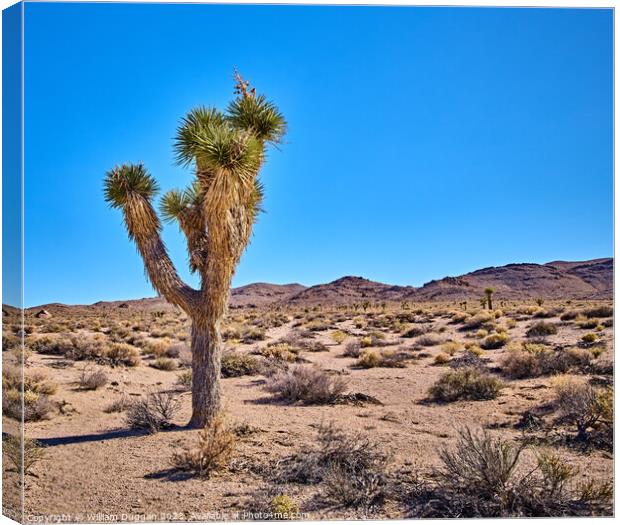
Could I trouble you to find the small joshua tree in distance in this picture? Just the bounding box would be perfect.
[484,287,495,310]
[103,71,286,428]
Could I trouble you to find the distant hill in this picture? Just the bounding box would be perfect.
[406,258,612,301]
[286,276,414,305]
[18,258,611,313]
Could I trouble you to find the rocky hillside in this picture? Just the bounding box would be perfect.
[407,258,612,301]
[18,258,611,313]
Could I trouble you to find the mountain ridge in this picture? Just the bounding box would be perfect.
[20,257,612,311]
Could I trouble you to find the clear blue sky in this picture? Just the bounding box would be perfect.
[18,2,612,306]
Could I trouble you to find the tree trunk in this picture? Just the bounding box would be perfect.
[187,320,222,428]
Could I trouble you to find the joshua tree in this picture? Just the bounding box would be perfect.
[103,72,286,428]
[484,287,495,310]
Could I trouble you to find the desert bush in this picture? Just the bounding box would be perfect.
[330,330,348,344]
[105,342,141,366]
[526,321,558,338]
[553,377,612,448]
[246,487,301,520]
[462,312,494,330]
[126,391,180,433]
[401,326,427,338]
[500,343,593,379]
[411,427,613,517]
[276,423,388,507]
[176,370,193,390]
[416,333,442,347]
[480,333,508,350]
[357,349,410,369]
[221,350,260,377]
[104,395,130,413]
[2,366,57,421]
[581,333,597,344]
[441,341,462,356]
[150,357,177,371]
[582,305,613,318]
[434,353,450,365]
[560,310,579,321]
[258,342,299,363]
[428,368,503,402]
[265,365,347,404]
[171,414,235,477]
[342,339,362,358]
[78,367,108,390]
[3,435,46,476]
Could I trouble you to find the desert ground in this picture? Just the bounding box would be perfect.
[2,291,613,521]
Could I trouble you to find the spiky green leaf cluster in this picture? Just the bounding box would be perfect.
[160,182,204,224]
[104,163,159,208]
[227,94,286,143]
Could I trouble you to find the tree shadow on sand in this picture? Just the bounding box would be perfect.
[31,425,188,447]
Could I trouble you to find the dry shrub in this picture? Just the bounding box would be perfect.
[126,391,180,433]
[221,350,260,377]
[246,487,301,520]
[258,342,300,363]
[552,377,612,448]
[330,330,348,344]
[525,321,558,338]
[582,305,613,318]
[171,414,235,477]
[342,340,361,358]
[78,367,108,390]
[150,357,178,371]
[104,395,130,413]
[428,368,503,402]
[434,353,450,365]
[357,349,411,368]
[480,333,508,350]
[462,312,494,330]
[265,365,347,404]
[2,366,56,421]
[3,435,46,476]
[105,342,141,366]
[441,341,462,355]
[401,326,427,338]
[276,423,388,508]
[500,344,593,379]
[411,427,612,517]
[176,370,192,390]
[415,333,442,347]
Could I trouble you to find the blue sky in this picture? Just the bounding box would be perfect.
[17,3,613,306]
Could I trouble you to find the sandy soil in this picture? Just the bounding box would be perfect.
[2,302,614,522]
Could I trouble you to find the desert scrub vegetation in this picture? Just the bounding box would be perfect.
[552,377,612,450]
[526,321,558,338]
[499,343,594,379]
[480,332,508,349]
[265,365,347,404]
[275,423,389,508]
[461,312,494,331]
[356,349,412,368]
[409,427,612,517]
[28,333,141,367]
[171,414,235,478]
[150,357,178,371]
[126,391,180,433]
[3,435,46,477]
[78,366,108,390]
[2,366,57,421]
[428,368,503,402]
[257,341,303,363]
[220,350,260,377]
